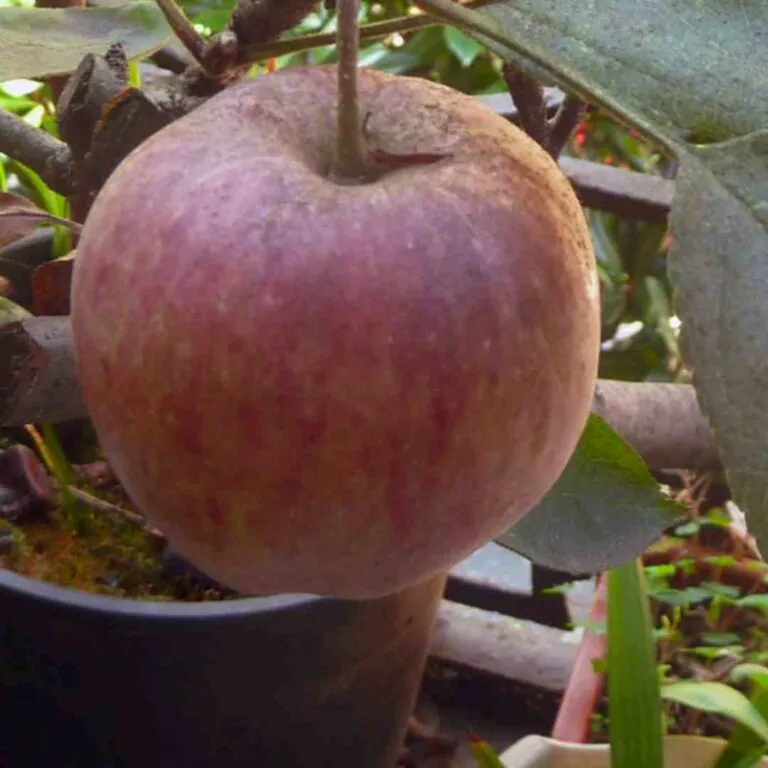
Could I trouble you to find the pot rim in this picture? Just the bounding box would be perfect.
[0,567,319,620]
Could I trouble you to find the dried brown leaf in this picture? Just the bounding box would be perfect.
[0,193,83,249]
[0,192,46,248]
[32,254,74,316]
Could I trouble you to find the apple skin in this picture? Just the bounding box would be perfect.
[71,66,600,599]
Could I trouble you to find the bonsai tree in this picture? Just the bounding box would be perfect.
[0,0,765,591]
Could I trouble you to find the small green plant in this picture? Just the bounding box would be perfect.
[25,423,92,535]
[471,518,768,768]
[606,553,768,768]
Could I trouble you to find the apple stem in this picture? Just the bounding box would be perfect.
[332,0,369,182]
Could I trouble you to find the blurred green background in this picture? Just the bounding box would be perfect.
[0,0,681,384]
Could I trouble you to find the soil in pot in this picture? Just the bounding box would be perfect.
[0,439,235,601]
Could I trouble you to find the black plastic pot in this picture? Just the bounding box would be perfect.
[0,569,446,767]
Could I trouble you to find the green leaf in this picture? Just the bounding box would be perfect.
[668,134,768,552]
[738,596,768,614]
[726,664,768,766]
[701,633,742,647]
[469,735,507,768]
[443,25,485,67]
[729,749,768,768]
[674,521,701,538]
[607,560,664,768]
[650,583,736,609]
[417,0,768,146]
[495,414,680,574]
[684,645,744,661]
[41,423,76,488]
[0,297,31,326]
[0,1,172,82]
[731,664,768,689]
[702,582,743,600]
[662,681,768,745]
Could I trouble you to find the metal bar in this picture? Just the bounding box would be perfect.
[445,571,570,629]
[560,156,675,221]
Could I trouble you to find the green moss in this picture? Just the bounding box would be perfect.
[0,491,233,602]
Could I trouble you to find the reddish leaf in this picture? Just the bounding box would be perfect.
[0,192,46,248]
[32,254,74,316]
[0,444,56,523]
[0,192,82,249]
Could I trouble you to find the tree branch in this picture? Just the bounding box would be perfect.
[0,315,84,426]
[239,0,500,64]
[0,315,720,472]
[0,109,74,197]
[547,94,587,159]
[502,61,586,160]
[229,0,320,49]
[154,0,207,65]
[501,61,550,150]
[592,380,719,471]
[150,46,194,74]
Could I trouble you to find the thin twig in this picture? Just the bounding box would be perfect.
[548,94,587,158]
[0,210,82,234]
[228,0,319,48]
[240,0,499,63]
[155,0,208,65]
[68,485,164,537]
[501,61,550,149]
[150,46,193,74]
[502,62,587,160]
[0,108,74,196]
[332,0,368,180]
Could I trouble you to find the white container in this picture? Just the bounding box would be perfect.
[499,734,768,768]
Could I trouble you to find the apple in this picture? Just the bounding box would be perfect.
[70,65,600,598]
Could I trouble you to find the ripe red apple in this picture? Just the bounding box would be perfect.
[71,66,600,599]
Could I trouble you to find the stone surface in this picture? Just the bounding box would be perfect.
[429,601,579,694]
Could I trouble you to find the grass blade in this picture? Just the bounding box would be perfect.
[606,559,664,768]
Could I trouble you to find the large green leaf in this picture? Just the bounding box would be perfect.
[416,0,768,554]
[0,1,172,82]
[495,415,680,574]
[667,134,768,545]
[416,0,768,145]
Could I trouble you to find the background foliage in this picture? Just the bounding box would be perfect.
[0,0,680,386]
